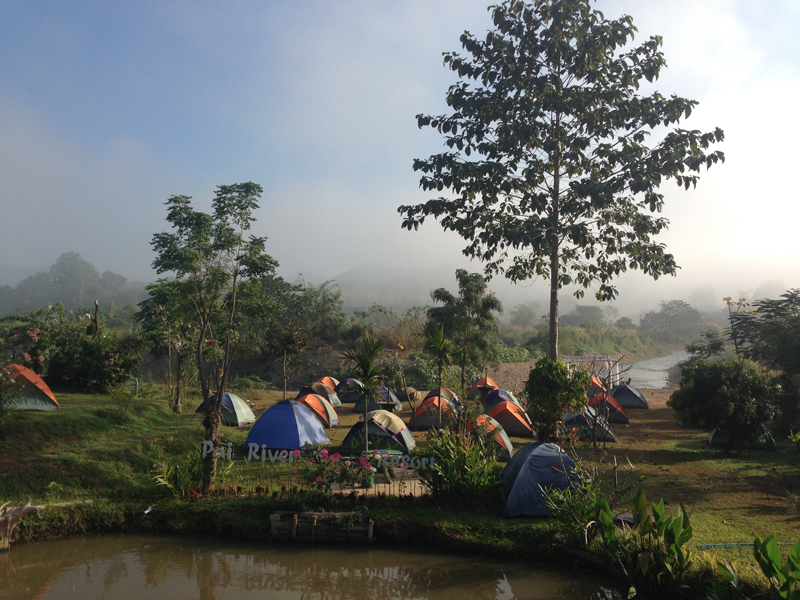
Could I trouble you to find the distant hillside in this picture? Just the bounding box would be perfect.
[0,252,147,316]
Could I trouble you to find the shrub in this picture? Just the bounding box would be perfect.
[417,428,503,512]
[595,487,693,599]
[1,304,141,392]
[668,360,779,452]
[525,356,589,441]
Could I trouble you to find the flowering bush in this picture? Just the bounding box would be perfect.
[1,304,141,391]
[303,449,376,490]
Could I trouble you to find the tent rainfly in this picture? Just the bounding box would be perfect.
[195,392,256,427]
[3,364,59,411]
[243,400,330,450]
[588,393,629,424]
[297,393,339,428]
[609,384,649,409]
[486,401,534,438]
[409,395,458,430]
[502,442,578,516]
[340,410,416,454]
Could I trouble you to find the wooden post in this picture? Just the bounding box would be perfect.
[291,514,298,540]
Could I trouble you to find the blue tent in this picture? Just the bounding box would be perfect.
[195,392,256,427]
[502,442,578,516]
[482,389,521,411]
[243,400,330,450]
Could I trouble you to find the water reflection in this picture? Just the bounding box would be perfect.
[0,535,622,600]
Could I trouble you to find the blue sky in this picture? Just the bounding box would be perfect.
[1,0,798,314]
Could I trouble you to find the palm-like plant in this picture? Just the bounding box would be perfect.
[423,324,453,428]
[341,335,389,453]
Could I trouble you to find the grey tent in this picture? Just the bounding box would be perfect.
[610,384,649,409]
[563,407,616,442]
[195,392,256,427]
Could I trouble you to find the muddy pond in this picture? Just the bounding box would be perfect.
[0,534,623,600]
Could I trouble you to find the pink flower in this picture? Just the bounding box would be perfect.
[292,470,297,474]
[372,450,380,455]
[37,355,44,362]
[293,450,301,457]
[329,453,341,462]
[320,449,329,457]
[22,353,31,362]
[315,476,323,482]
[12,333,19,339]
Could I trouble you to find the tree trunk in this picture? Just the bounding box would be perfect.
[283,349,287,401]
[437,362,443,428]
[173,352,182,414]
[363,390,369,454]
[201,411,221,493]
[548,110,562,361]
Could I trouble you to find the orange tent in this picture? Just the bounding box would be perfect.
[474,414,514,457]
[314,376,339,390]
[297,393,338,428]
[4,364,59,411]
[586,375,606,397]
[409,395,457,430]
[467,376,499,400]
[588,392,629,424]
[487,401,533,438]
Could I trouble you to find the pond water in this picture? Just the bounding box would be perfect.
[0,534,623,600]
[625,351,689,390]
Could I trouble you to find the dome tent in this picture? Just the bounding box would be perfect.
[467,376,499,400]
[335,378,363,403]
[3,364,59,411]
[486,401,534,438]
[352,386,401,413]
[474,414,514,459]
[610,384,649,409]
[563,407,616,442]
[297,393,339,428]
[482,388,522,411]
[243,400,330,450]
[195,392,256,427]
[588,393,629,424]
[309,381,342,408]
[502,442,578,516]
[409,395,458,430]
[314,376,340,391]
[340,410,416,454]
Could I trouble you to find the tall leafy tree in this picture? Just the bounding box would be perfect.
[149,183,277,493]
[399,0,724,359]
[423,323,453,427]
[428,270,502,393]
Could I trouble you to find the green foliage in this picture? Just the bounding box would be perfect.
[595,487,693,598]
[399,0,724,360]
[107,385,136,425]
[509,302,540,328]
[732,290,800,376]
[669,360,779,452]
[417,428,503,512]
[686,330,727,363]
[0,352,21,421]
[525,356,588,441]
[640,300,707,344]
[542,452,637,546]
[560,305,606,328]
[428,270,502,392]
[1,304,141,392]
[496,346,531,363]
[707,535,800,600]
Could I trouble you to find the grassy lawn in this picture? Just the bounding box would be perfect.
[568,389,800,565]
[3,384,798,570]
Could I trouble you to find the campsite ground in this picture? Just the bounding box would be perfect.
[2,383,799,583]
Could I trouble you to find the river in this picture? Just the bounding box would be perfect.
[624,351,688,390]
[0,534,622,600]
